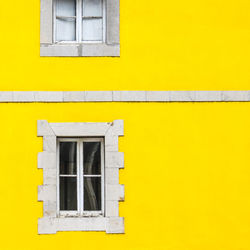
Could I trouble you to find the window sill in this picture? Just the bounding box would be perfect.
[40,43,120,57]
[59,212,104,217]
[39,217,124,234]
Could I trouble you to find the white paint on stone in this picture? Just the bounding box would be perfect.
[13,91,35,102]
[38,185,56,202]
[50,122,110,136]
[43,201,57,217]
[40,0,53,44]
[106,0,120,45]
[43,136,57,152]
[85,91,113,102]
[63,91,85,102]
[57,217,107,231]
[40,45,79,57]
[38,217,57,234]
[41,44,120,57]
[38,120,124,234]
[111,119,124,136]
[106,184,124,201]
[35,91,63,102]
[37,120,55,136]
[43,169,57,185]
[0,92,13,102]
[80,44,120,57]
[170,91,196,102]
[105,168,119,184]
[221,91,250,101]
[0,91,250,102]
[113,91,147,101]
[195,91,222,102]
[105,152,124,168]
[106,201,119,217]
[38,152,56,169]
[146,91,170,101]
[105,135,119,152]
[106,217,124,234]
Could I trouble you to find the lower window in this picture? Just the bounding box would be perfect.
[38,120,124,234]
[58,138,104,217]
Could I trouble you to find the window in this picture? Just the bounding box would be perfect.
[37,120,124,234]
[54,0,105,43]
[40,0,120,56]
[58,138,104,216]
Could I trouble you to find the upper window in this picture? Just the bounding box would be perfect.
[40,0,120,56]
[55,0,105,43]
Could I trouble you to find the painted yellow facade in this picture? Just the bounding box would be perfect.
[0,0,250,90]
[0,103,249,249]
[0,0,250,249]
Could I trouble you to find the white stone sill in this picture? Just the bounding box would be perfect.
[40,44,120,57]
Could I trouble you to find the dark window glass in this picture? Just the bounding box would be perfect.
[60,142,77,175]
[84,177,101,210]
[83,142,101,175]
[60,177,77,210]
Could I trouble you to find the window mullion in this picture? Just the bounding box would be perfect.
[76,0,82,43]
[80,0,82,42]
[53,0,56,43]
[76,0,78,42]
[103,0,106,43]
[77,140,81,215]
[79,139,84,215]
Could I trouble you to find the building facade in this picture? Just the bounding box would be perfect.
[0,0,249,249]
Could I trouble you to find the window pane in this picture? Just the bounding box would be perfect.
[84,142,101,175]
[82,0,102,17]
[84,177,101,211]
[60,177,77,210]
[56,0,76,17]
[56,18,76,41]
[82,19,102,41]
[60,142,77,175]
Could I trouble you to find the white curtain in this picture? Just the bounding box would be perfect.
[56,0,103,42]
[56,0,76,41]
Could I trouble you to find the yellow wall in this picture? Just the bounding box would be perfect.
[0,0,250,249]
[0,102,249,249]
[0,0,250,90]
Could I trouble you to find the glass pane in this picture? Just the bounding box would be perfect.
[84,177,101,211]
[82,19,102,41]
[60,177,77,210]
[84,142,101,175]
[56,18,76,41]
[60,142,77,175]
[83,0,102,17]
[56,0,76,17]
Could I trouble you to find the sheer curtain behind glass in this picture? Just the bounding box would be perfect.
[83,142,101,211]
[55,0,103,42]
[56,0,76,41]
[82,0,103,41]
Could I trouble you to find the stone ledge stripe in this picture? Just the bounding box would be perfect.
[0,91,250,102]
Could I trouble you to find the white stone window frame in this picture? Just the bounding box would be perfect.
[40,0,120,57]
[37,120,124,234]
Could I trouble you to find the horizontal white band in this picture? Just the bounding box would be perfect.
[0,91,249,102]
